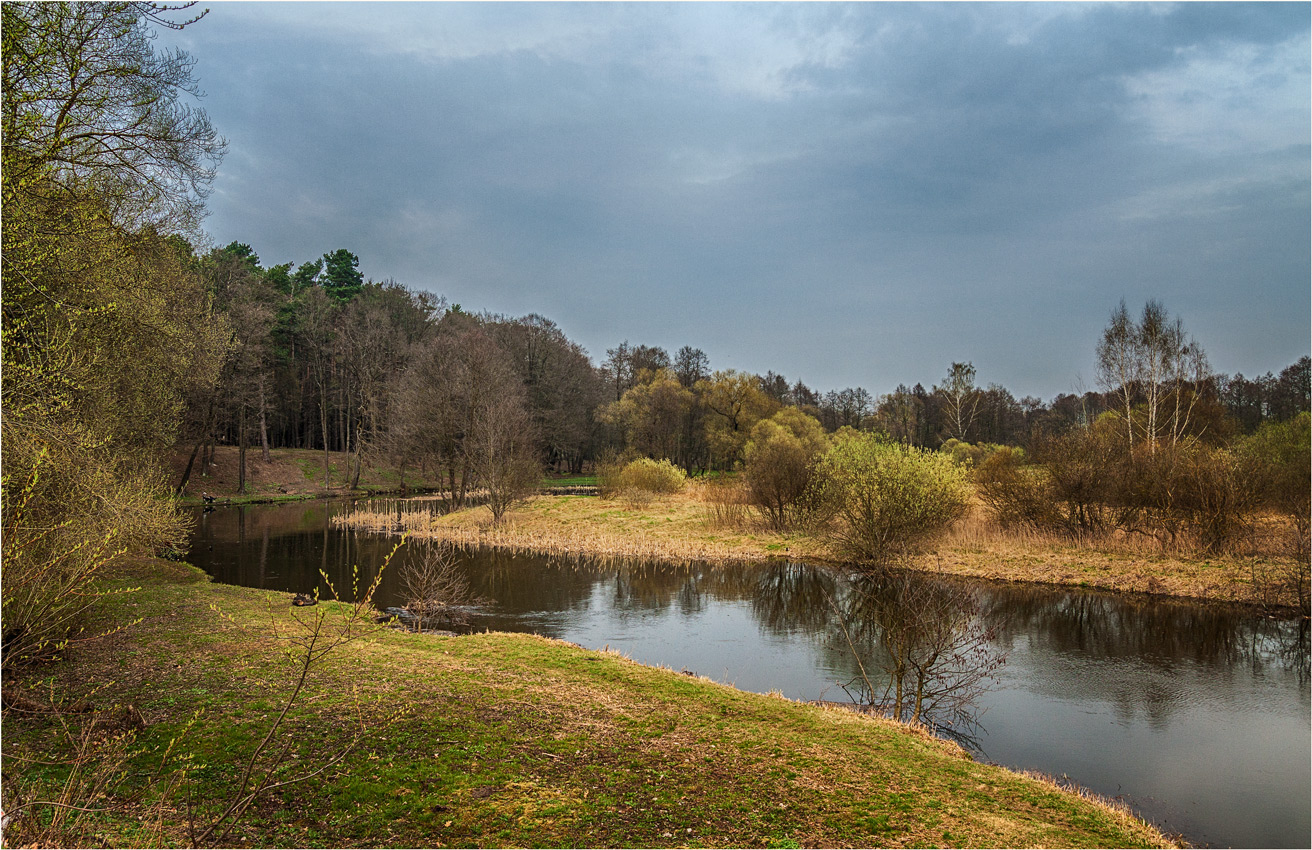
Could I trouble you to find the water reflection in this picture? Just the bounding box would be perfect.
[187,500,1311,849]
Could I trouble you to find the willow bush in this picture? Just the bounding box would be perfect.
[809,432,971,566]
[606,457,687,497]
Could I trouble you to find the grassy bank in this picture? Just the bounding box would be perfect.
[169,446,447,506]
[1,559,1173,848]
[338,486,1304,608]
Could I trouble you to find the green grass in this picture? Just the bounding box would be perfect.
[1,559,1174,849]
[541,475,597,487]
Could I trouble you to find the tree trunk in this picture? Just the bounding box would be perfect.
[259,381,271,462]
[320,396,331,489]
[176,440,203,497]
[349,422,364,490]
[238,403,249,495]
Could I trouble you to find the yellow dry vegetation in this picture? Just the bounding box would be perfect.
[336,487,1295,606]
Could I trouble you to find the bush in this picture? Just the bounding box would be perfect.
[1032,425,1122,536]
[702,477,752,529]
[974,447,1062,532]
[940,439,1014,468]
[2,437,187,672]
[1242,412,1311,562]
[809,432,971,565]
[607,457,687,498]
[743,408,829,531]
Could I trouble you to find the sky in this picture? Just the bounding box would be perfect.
[164,1,1310,401]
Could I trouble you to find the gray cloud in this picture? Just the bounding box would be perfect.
[173,2,1309,399]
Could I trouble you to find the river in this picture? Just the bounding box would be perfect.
[187,499,1310,848]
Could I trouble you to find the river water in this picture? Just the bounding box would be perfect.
[187,499,1310,848]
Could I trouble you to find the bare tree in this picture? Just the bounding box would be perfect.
[398,542,483,630]
[469,386,542,525]
[936,362,980,442]
[1097,299,1210,452]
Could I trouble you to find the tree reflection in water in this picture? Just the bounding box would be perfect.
[750,563,1006,744]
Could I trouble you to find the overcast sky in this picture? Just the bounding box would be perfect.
[167,1,1310,400]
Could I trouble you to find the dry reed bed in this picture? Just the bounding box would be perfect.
[335,494,1302,607]
[925,504,1302,607]
[335,505,773,565]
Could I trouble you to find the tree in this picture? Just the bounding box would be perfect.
[629,344,671,381]
[321,248,364,302]
[489,314,607,474]
[819,387,873,432]
[336,282,440,487]
[873,386,924,446]
[389,325,534,510]
[599,370,695,466]
[810,432,971,566]
[743,408,829,531]
[206,243,278,491]
[2,1,225,234]
[603,341,633,401]
[2,0,226,669]
[673,345,710,388]
[1269,356,1311,421]
[297,287,341,485]
[698,370,779,469]
[936,362,980,442]
[1096,299,1209,451]
[470,383,541,525]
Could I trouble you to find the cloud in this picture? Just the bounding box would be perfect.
[168,2,1309,398]
[1123,32,1311,156]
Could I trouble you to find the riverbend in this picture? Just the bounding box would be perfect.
[188,499,1311,848]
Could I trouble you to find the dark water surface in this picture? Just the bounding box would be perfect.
[188,500,1310,848]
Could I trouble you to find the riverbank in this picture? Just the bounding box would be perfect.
[169,445,447,506]
[1,558,1174,848]
[338,489,1305,609]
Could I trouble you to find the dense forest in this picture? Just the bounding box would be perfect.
[2,2,1309,671]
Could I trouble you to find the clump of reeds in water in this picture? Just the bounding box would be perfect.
[381,517,751,567]
[334,500,435,534]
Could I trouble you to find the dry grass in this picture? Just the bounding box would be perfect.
[926,501,1305,607]
[334,490,1305,608]
[336,489,826,565]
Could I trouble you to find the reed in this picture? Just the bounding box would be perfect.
[334,492,1304,608]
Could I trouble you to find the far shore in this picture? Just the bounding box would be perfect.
[335,489,1306,610]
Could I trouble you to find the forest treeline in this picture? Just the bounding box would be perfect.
[186,239,1310,490]
[2,2,1309,671]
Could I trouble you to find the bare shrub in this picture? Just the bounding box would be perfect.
[702,477,751,530]
[619,486,656,511]
[1,694,184,848]
[974,447,1062,532]
[1032,425,1120,537]
[397,543,482,631]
